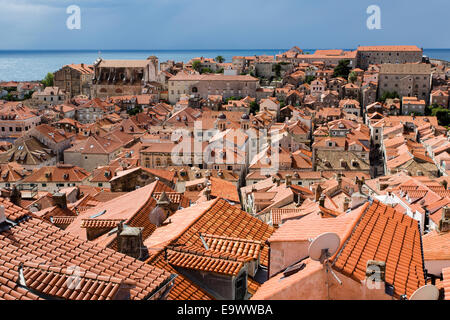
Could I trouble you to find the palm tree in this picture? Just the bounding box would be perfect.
[215,56,225,63]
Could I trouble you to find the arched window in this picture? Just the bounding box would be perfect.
[192,87,198,93]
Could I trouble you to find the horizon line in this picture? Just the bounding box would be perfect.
[0,48,449,52]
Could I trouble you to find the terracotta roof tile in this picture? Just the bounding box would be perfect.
[0,197,173,300]
[333,200,425,298]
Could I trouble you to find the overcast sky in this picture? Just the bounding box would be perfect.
[0,0,448,50]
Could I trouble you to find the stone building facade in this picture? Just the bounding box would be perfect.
[54,64,94,98]
[92,57,159,98]
[356,45,423,69]
[168,74,259,104]
[378,63,431,103]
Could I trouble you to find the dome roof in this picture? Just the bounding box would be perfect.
[241,113,250,120]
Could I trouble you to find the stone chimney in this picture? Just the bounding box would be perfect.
[439,206,450,232]
[52,192,67,209]
[343,197,351,211]
[204,186,212,200]
[337,174,342,188]
[285,174,292,187]
[117,221,144,260]
[315,184,323,202]
[10,184,21,206]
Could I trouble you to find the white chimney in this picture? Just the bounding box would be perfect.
[0,205,5,224]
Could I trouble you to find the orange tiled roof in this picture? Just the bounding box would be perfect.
[333,200,425,298]
[358,45,421,52]
[443,267,450,300]
[201,233,264,261]
[166,246,245,276]
[422,230,450,261]
[0,198,172,300]
[80,218,124,229]
[19,261,133,300]
[148,252,213,300]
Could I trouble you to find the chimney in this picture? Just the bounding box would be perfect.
[337,174,342,188]
[319,194,325,207]
[52,192,67,209]
[315,184,323,202]
[296,195,303,207]
[204,186,211,200]
[10,184,21,206]
[343,197,351,211]
[285,174,292,187]
[0,205,5,224]
[117,222,144,260]
[439,206,450,232]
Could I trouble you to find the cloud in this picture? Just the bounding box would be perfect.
[0,0,448,50]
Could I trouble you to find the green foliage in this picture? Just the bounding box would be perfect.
[333,60,351,78]
[348,71,357,83]
[378,91,400,103]
[249,101,259,115]
[41,72,54,87]
[225,96,243,103]
[215,68,224,74]
[304,75,315,84]
[192,60,201,72]
[215,56,225,63]
[426,103,450,126]
[200,67,213,74]
[273,63,282,77]
[127,106,142,116]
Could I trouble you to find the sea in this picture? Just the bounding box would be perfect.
[0,48,449,82]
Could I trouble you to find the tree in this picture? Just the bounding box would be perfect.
[249,101,259,115]
[215,56,225,63]
[200,67,213,74]
[273,63,282,78]
[192,60,201,72]
[41,72,54,87]
[348,71,357,83]
[378,91,399,103]
[127,106,142,116]
[333,60,351,79]
[305,75,315,84]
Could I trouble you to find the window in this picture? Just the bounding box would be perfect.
[98,183,103,187]
[41,183,47,187]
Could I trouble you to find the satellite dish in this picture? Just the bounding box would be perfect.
[409,285,439,300]
[309,232,340,264]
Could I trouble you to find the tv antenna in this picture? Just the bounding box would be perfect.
[309,232,342,299]
[409,284,439,300]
